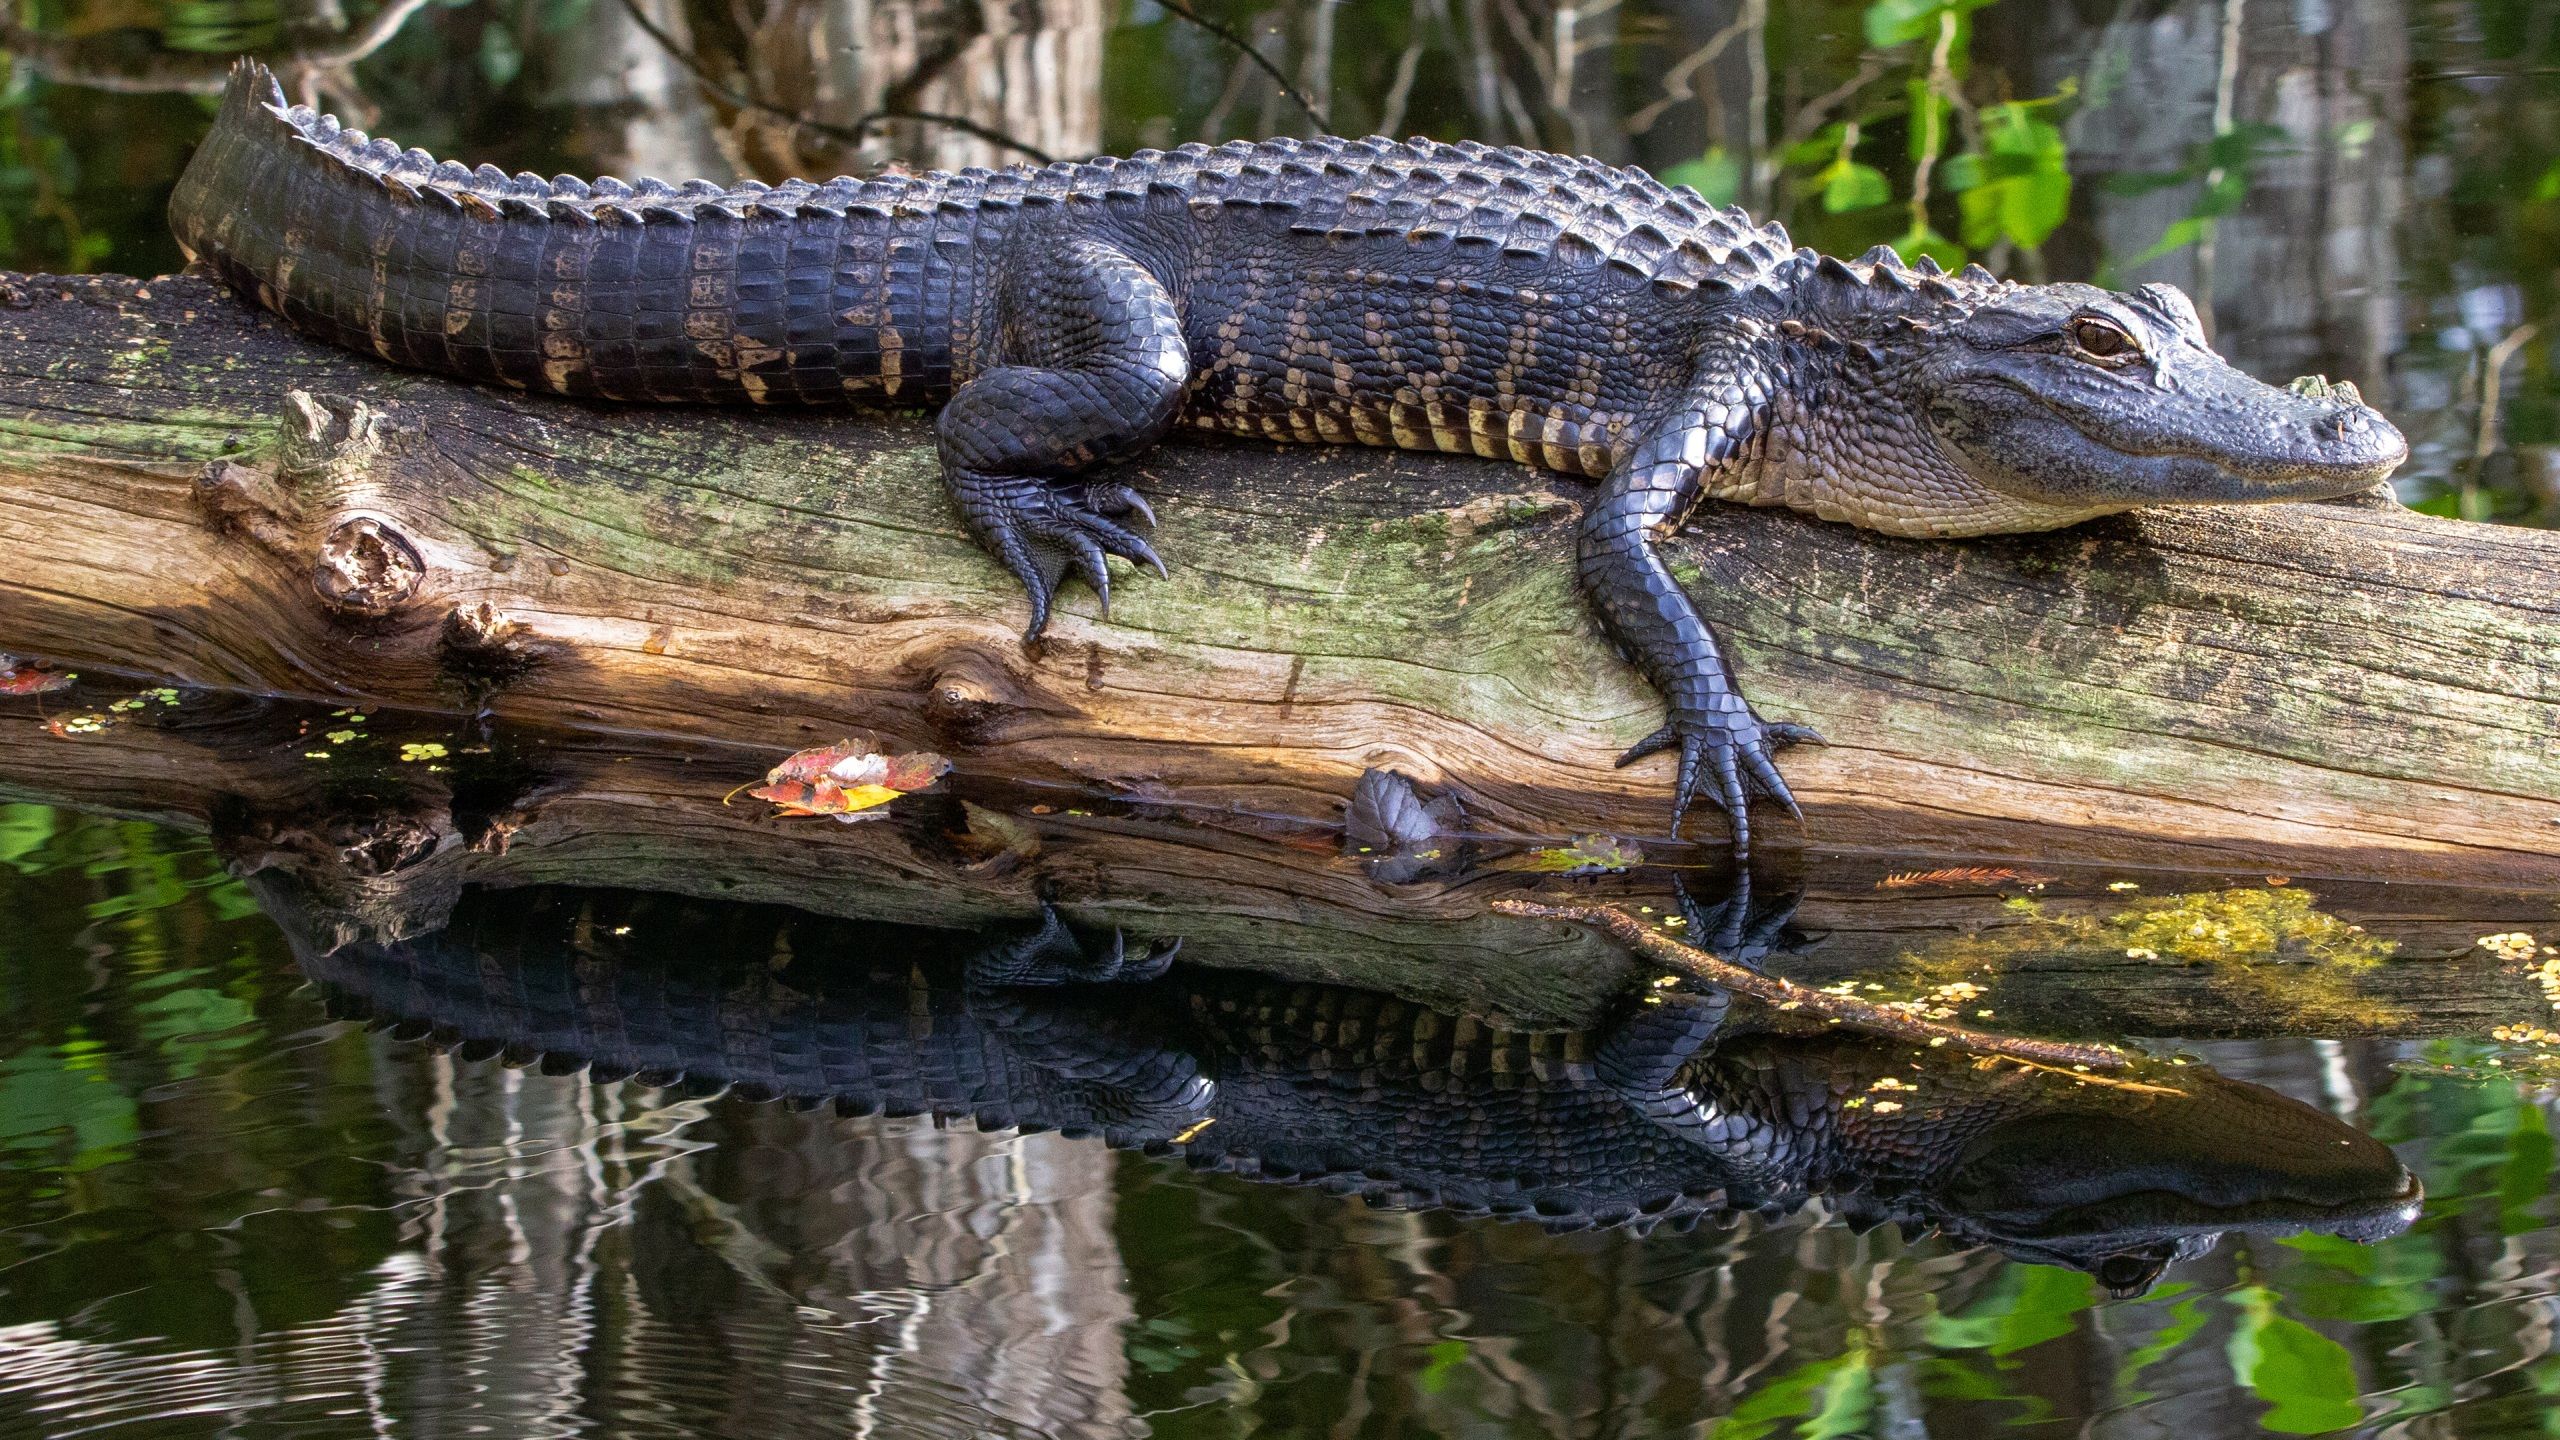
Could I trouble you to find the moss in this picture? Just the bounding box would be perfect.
[1870,885,2402,1030]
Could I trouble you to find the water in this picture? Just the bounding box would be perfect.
[0,682,2555,1437]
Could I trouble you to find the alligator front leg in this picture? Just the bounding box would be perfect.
[1579,362,1821,852]
[938,239,1191,641]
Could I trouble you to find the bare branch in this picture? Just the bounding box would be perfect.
[1150,0,1332,134]
[610,0,1055,166]
[1491,899,2133,1071]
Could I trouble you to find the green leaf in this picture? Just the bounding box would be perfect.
[1658,147,1742,206]
[1708,1348,1870,1440]
[1417,1338,1469,1395]
[2226,1286,2367,1435]
[2114,1296,2208,1403]
[1862,0,1993,47]
[1784,124,1850,169]
[1821,161,1892,213]
[1893,222,1967,271]
[1517,834,1645,874]
[1927,1265,2095,1356]
[1948,101,2072,250]
[1803,1358,1875,1440]
[0,803,55,874]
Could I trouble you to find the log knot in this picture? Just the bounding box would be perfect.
[922,657,1017,746]
[314,516,424,617]
[439,601,544,687]
[279,389,388,488]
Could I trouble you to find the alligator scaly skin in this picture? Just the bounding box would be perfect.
[169,62,2409,850]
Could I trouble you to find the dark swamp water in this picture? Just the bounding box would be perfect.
[3,0,2560,1435]
[0,678,2547,1439]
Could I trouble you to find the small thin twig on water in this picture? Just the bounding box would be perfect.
[1490,897,2132,1071]
[611,0,1053,165]
[1151,0,1333,134]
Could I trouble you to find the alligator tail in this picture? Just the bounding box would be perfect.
[169,60,967,404]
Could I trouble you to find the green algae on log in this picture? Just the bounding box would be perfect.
[0,271,2555,882]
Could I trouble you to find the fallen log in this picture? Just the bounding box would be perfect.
[0,270,2555,883]
[1,679,2550,1036]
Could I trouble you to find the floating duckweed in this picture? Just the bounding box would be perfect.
[2107,881,2141,892]
[324,729,359,745]
[399,742,448,763]
[1856,886,2402,1029]
[2480,932,2541,963]
[1870,1100,1904,1114]
[57,715,106,734]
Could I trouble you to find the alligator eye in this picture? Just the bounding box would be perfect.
[2095,1253,2161,1295]
[2069,317,2139,360]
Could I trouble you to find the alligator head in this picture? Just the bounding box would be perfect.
[1897,1056,2423,1297]
[1768,256,2409,536]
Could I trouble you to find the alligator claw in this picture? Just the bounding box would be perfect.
[953,471,1170,640]
[971,901,1185,988]
[1616,708,1809,854]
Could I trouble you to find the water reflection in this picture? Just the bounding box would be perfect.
[292,884,2423,1297]
[0,673,2557,1434]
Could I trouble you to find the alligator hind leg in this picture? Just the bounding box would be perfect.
[938,240,1191,640]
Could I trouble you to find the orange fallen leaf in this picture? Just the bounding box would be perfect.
[748,741,950,822]
[1877,866,2056,891]
[0,657,72,696]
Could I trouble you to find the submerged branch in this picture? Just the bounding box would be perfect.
[1493,898,2132,1069]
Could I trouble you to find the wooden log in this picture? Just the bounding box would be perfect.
[1,679,2551,1037]
[0,270,2555,885]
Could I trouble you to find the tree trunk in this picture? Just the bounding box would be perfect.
[0,271,2555,888]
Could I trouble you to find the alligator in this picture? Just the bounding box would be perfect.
[167,62,2409,850]
[290,884,2422,1297]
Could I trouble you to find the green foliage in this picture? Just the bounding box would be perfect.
[2224,1285,2366,1435]
[163,0,282,53]
[1925,1264,2095,1357]
[1660,147,1742,206]
[1706,1343,1873,1440]
[1946,100,2071,251]
[1861,0,1995,49]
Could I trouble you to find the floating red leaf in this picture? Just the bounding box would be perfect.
[0,656,72,696]
[749,741,951,821]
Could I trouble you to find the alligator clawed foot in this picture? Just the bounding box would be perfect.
[1670,869,1803,971]
[970,900,1184,988]
[953,470,1168,641]
[1616,708,1816,854]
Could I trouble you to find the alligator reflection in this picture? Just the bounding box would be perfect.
[289,884,2423,1298]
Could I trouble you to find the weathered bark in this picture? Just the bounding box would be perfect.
[0,271,2556,889]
